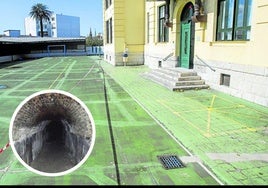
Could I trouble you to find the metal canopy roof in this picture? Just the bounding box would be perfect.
[0,37,85,44]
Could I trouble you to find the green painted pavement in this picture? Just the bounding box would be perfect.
[0,56,267,185]
[100,59,268,185]
[0,56,220,185]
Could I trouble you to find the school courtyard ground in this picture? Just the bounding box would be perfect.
[0,56,267,185]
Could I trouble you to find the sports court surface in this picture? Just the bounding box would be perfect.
[0,56,267,185]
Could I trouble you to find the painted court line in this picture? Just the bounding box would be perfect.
[133,95,224,185]
[156,99,207,136]
[69,62,97,92]
[48,61,71,89]
[101,65,224,185]
[0,59,64,97]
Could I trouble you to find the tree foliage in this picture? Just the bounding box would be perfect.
[86,36,103,46]
[86,29,103,46]
[29,3,52,37]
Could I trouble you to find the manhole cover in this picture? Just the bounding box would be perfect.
[0,85,8,89]
[157,155,185,169]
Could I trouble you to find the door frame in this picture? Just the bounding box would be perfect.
[179,2,195,69]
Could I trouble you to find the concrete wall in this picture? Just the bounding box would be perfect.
[195,58,268,106]
[0,52,88,64]
[0,55,21,63]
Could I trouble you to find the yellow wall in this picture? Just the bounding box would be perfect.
[103,0,145,65]
[144,1,175,64]
[103,0,267,106]
[144,0,195,68]
[195,0,268,67]
[144,0,268,68]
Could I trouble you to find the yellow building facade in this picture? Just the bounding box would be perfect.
[103,0,268,107]
[103,0,145,66]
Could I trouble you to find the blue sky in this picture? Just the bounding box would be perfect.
[0,0,103,37]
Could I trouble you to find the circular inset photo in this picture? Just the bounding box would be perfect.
[9,90,96,177]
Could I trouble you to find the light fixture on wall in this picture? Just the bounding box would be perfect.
[164,0,173,27]
[192,0,207,23]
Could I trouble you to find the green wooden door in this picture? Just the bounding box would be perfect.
[180,22,191,69]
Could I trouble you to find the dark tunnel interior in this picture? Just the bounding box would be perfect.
[30,118,76,173]
[12,92,92,174]
[45,119,65,144]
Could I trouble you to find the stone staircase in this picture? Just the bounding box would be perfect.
[142,67,209,91]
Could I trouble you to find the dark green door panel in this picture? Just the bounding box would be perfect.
[180,22,191,69]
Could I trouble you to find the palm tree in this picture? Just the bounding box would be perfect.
[29,3,52,37]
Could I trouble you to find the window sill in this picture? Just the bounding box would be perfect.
[209,41,249,46]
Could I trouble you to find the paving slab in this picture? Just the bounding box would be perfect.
[100,59,268,185]
[0,56,221,185]
[0,56,267,185]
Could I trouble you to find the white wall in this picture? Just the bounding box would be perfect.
[25,17,37,36]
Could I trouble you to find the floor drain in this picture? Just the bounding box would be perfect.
[157,155,185,169]
[0,85,8,89]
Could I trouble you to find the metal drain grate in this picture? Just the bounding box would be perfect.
[157,155,185,169]
[0,85,7,89]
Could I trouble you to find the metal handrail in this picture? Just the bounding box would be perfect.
[163,52,174,61]
[195,55,216,72]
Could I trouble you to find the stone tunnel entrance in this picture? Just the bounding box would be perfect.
[10,90,95,175]
[29,119,76,173]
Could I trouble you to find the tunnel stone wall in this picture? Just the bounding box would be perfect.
[14,121,49,164]
[61,119,91,164]
[12,92,92,141]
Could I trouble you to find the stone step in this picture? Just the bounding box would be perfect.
[150,69,179,81]
[175,80,205,86]
[155,68,198,77]
[178,75,201,81]
[142,67,209,91]
[151,69,202,82]
[143,72,175,89]
[172,84,210,91]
